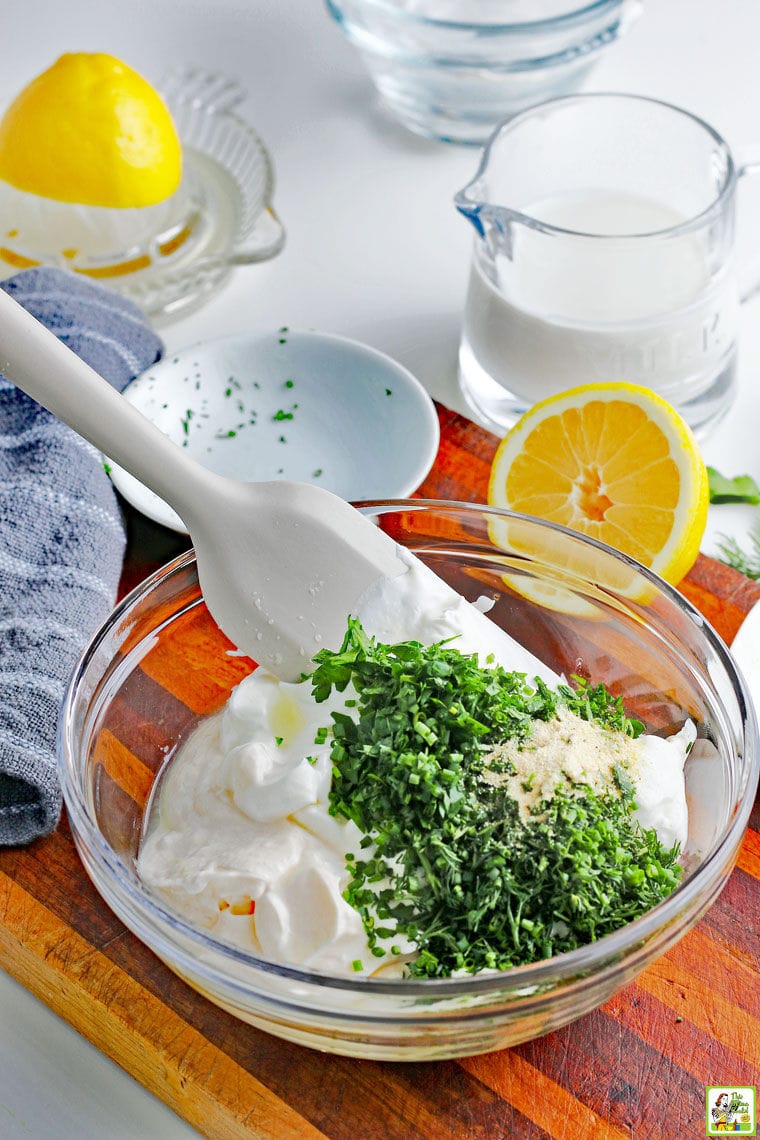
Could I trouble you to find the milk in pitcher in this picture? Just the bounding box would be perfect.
[458,188,739,432]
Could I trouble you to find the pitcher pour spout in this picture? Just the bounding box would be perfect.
[454,182,488,239]
[455,183,517,260]
[454,138,522,260]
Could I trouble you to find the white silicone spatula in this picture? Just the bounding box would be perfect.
[0,289,407,678]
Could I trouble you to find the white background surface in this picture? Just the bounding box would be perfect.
[2,1,760,1136]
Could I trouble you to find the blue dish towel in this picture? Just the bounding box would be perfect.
[0,267,163,846]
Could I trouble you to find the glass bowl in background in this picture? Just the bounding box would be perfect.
[59,501,757,1061]
[324,0,643,144]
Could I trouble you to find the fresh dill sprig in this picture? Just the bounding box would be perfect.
[716,519,760,580]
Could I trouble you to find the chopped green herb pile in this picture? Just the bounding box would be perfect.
[311,620,681,978]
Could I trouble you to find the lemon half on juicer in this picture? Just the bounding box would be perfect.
[0,52,181,207]
[0,53,191,281]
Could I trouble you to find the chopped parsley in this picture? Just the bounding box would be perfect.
[310,619,681,978]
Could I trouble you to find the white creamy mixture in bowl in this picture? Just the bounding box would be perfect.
[137,554,695,979]
[59,501,758,1060]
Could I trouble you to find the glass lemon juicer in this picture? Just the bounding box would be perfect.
[0,66,284,322]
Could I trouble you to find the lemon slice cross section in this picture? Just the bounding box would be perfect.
[488,382,709,586]
[0,52,182,208]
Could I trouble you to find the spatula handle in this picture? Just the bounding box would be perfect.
[0,288,221,524]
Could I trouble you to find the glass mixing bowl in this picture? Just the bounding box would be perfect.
[59,501,758,1061]
[324,0,643,144]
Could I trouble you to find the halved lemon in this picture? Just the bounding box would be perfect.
[488,382,709,590]
[0,52,181,208]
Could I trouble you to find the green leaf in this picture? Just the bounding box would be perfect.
[707,466,760,504]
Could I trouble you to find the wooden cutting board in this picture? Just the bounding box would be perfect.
[1,404,758,1140]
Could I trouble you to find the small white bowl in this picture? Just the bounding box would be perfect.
[108,329,440,533]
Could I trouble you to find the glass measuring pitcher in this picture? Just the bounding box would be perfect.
[455,93,758,437]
